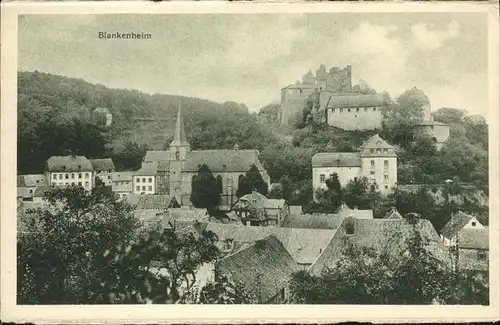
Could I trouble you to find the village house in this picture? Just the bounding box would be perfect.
[214,235,298,303]
[89,158,115,186]
[453,228,489,273]
[111,171,134,199]
[142,102,270,207]
[309,216,452,276]
[440,211,485,247]
[17,174,46,201]
[312,134,397,197]
[45,156,94,191]
[231,191,289,226]
[205,223,335,270]
[132,162,158,195]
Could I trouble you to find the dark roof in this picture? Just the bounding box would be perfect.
[46,156,93,172]
[457,228,489,250]
[89,158,115,172]
[183,150,264,173]
[310,218,452,275]
[282,213,345,230]
[126,194,175,209]
[216,235,298,302]
[133,163,158,176]
[325,94,384,109]
[440,211,475,239]
[206,223,335,265]
[312,152,361,167]
[144,151,171,162]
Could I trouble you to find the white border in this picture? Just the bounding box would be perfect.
[1,2,499,323]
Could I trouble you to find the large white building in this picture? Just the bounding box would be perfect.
[312,134,397,199]
[45,155,94,191]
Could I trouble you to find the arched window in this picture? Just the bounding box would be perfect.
[175,150,180,160]
[216,175,223,194]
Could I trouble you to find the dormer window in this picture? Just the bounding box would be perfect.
[472,221,477,227]
[376,149,381,154]
[370,149,374,154]
[336,159,341,165]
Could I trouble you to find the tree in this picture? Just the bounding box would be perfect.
[236,164,269,198]
[190,164,221,214]
[343,177,382,210]
[352,79,377,95]
[112,141,148,171]
[313,174,343,213]
[17,185,140,304]
[192,274,256,304]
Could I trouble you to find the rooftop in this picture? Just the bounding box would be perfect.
[457,228,489,250]
[440,211,476,239]
[325,94,384,109]
[312,152,361,168]
[46,156,93,172]
[89,158,115,172]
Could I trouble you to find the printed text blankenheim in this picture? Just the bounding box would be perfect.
[98,32,152,40]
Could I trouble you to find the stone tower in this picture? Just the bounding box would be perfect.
[169,101,190,203]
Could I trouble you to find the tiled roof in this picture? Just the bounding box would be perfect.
[133,164,158,176]
[312,152,361,167]
[46,156,93,172]
[111,171,133,192]
[337,202,373,219]
[309,218,452,275]
[126,194,175,209]
[18,174,46,187]
[183,150,263,173]
[440,211,475,239]
[157,161,170,172]
[282,83,318,90]
[164,207,209,223]
[89,158,115,172]
[282,213,345,230]
[457,228,489,250]
[358,134,395,150]
[206,223,336,265]
[325,94,384,109]
[134,209,164,224]
[111,171,134,181]
[144,150,171,162]
[216,235,298,302]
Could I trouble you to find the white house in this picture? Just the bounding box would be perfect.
[440,211,485,247]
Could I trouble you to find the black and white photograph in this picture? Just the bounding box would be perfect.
[1,2,499,323]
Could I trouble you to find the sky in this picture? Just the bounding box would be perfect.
[18,13,489,117]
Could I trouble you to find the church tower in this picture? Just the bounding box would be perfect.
[169,101,190,205]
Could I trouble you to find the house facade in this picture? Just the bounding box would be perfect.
[111,171,133,199]
[454,228,489,273]
[312,134,397,198]
[90,158,115,186]
[231,191,289,226]
[143,103,270,207]
[45,156,94,191]
[17,174,46,201]
[440,211,485,247]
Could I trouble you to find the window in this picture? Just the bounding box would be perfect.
[65,174,69,179]
[78,182,82,186]
[370,171,375,175]
[136,186,140,191]
[373,107,377,111]
[370,149,374,154]
[148,186,152,191]
[376,149,381,154]
[136,177,140,183]
[85,173,89,178]
[53,174,57,180]
[370,160,375,167]
[78,173,82,179]
[385,185,389,189]
[71,174,75,179]
[384,175,389,180]
[29,189,33,194]
[148,178,152,183]
[332,109,335,113]
[59,174,62,180]
[478,251,487,261]
[364,107,368,112]
[384,160,389,169]
[329,174,334,181]
[65,182,69,185]
[85,181,89,187]
[142,178,146,183]
[142,186,146,191]
[108,175,111,179]
[320,174,326,183]
[348,108,351,112]
[356,108,359,112]
[340,108,343,113]
[71,182,75,185]
[472,222,477,227]
[346,219,355,235]
[383,149,388,154]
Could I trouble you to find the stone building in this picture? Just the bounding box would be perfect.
[143,103,270,207]
[45,155,94,191]
[312,134,397,198]
[324,94,385,130]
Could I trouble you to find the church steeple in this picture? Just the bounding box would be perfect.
[170,100,190,161]
[171,100,190,148]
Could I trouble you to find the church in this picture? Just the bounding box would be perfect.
[139,103,271,208]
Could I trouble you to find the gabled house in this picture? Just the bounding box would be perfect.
[440,211,484,247]
[45,155,94,191]
[111,171,134,199]
[309,217,452,276]
[231,191,288,226]
[215,235,298,303]
[205,223,335,270]
[17,174,46,201]
[383,207,403,219]
[89,158,115,186]
[454,228,489,273]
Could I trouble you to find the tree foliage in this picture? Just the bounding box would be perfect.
[190,164,221,213]
[236,164,269,198]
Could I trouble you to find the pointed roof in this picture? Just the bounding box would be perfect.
[358,134,394,150]
[170,101,190,148]
[440,211,477,239]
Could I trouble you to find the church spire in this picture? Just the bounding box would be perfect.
[171,100,190,148]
